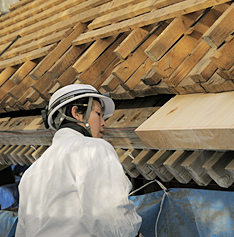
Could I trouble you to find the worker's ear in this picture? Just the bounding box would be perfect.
[71,106,83,121]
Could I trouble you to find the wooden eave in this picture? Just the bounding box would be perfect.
[0,0,234,188]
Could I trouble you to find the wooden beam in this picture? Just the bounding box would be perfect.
[203,2,234,49]
[29,23,87,80]
[136,91,234,150]
[73,0,231,45]
[132,149,157,180]
[114,28,148,60]
[181,150,214,186]
[119,149,141,178]
[147,150,174,182]
[72,35,117,73]
[202,151,234,188]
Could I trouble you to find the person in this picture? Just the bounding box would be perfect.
[15,84,142,237]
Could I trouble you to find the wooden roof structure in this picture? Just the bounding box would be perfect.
[1,0,234,188]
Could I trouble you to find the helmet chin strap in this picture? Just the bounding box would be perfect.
[57,97,93,136]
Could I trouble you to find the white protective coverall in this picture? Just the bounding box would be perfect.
[16,128,142,237]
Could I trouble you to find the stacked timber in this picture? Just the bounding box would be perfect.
[1,0,234,188]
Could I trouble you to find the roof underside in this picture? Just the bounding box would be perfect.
[0,0,234,188]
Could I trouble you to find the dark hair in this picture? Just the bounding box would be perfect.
[65,97,101,117]
[56,97,101,126]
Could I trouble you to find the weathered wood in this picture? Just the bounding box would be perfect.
[30,23,87,80]
[201,73,234,93]
[3,145,18,165]
[92,57,120,89]
[10,145,26,166]
[32,145,48,160]
[152,4,225,83]
[49,44,89,79]
[181,150,214,186]
[141,67,162,86]
[112,32,158,84]
[119,149,141,177]
[114,28,148,60]
[132,149,157,180]
[124,57,154,90]
[202,151,234,188]
[145,12,202,61]
[132,81,159,97]
[100,74,120,92]
[88,0,158,30]
[23,117,44,130]
[164,40,210,87]
[73,0,231,45]
[31,72,56,99]
[57,66,78,86]
[152,80,178,94]
[0,145,12,165]
[10,61,37,85]
[163,150,193,183]
[9,0,35,11]
[176,77,206,94]
[147,150,174,182]
[186,48,217,83]
[203,2,234,49]
[17,145,32,165]
[1,29,71,61]
[8,75,34,100]
[0,66,18,87]
[210,37,234,70]
[0,44,57,70]
[73,35,117,73]
[78,33,126,84]
[115,148,126,159]
[216,68,234,80]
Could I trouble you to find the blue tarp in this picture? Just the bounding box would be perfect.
[0,182,19,237]
[0,210,18,237]
[1,186,234,236]
[0,183,19,210]
[130,188,234,237]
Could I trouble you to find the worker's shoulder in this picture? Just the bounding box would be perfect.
[83,136,112,149]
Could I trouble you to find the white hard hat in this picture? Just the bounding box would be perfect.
[46,84,115,131]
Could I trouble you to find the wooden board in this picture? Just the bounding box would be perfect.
[136,91,234,150]
[203,2,234,49]
[73,0,231,45]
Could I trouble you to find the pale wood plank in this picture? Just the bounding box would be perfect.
[136,92,234,150]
